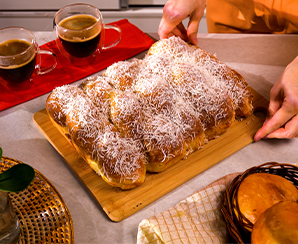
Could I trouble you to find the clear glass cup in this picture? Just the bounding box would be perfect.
[54,3,122,67]
[0,27,57,88]
[0,191,20,244]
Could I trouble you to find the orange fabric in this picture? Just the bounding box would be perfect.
[206,0,298,33]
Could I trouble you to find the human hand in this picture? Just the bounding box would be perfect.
[254,56,298,141]
[158,0,206,45]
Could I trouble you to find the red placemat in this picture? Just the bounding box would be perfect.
[0,19,155,111]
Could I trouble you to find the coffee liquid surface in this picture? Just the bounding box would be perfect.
[59,14,97,31]
[0,39,31,56]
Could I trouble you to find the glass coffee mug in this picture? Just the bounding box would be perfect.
[54,3,122,66]
[0,191,20,244]
[0,27,57,85]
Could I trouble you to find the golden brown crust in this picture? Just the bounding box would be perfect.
[103,59,141,91]
[193,46,253,118]
[135,75,174,116]
[145,103,205,172]
[171,62,235,140]
[148,37,253,119]
[46,36,253,188]
[79,76,113,115]
[172,97,205,156]
[251,201,298,244]
[237,173,298,225]
[45,85,84,127]
[46,85,146,190]
[142,113,187,172]
[109,89,145,143]
[147,36,190,58]
[94,135,147,190]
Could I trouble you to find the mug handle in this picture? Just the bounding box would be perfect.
[102,25,122,50]
[36,50,57,75]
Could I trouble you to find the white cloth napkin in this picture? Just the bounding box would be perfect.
[137,172,239,244]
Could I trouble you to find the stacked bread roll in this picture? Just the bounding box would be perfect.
[235,172,298,243]
[251,201,298,244]
[46,36,253,189]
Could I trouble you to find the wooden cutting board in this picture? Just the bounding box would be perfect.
[33,88,268,222]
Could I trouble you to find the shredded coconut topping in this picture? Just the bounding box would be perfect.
[80,76,114,115]
[47,84,145,184]
[46,36,253,188]
[104,59,141,91]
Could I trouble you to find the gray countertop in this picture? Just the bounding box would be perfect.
[1,32,298,244]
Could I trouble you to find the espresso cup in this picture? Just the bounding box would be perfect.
[54,3,122,66]
[0,27,57,85]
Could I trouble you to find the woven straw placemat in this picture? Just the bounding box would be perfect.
[0,156,74,244]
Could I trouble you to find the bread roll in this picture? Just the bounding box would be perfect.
[79,76,113,115]
[171,96,205,157]
[46,85,146,190]
[251,201,298,244]
[109,89,144,143]
[193,47,253,118]
[142,112,187,172]
[46,36,253,188]
[148,35,190,58]
[170,62,235,140]
[103,59,141,91]
[46,85,85,138]
[134,71,205,171]
[148,36,253,118]
[135,74,174,116]
[236,173,298,229]
[139,53,173,84]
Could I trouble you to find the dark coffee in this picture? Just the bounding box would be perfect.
[58,14,101,58]
[0,40,36,83]
[0,39,30,56]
